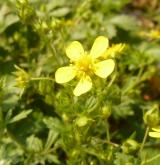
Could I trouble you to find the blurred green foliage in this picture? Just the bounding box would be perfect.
[0,0,160,164]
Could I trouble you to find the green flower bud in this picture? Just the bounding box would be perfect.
[101,106,111,119]
[143,105,159,127]
[62,113,69,122]
[50,18,62,30]
[17,0,28,5]
[71,149,79,157]
[41,21,49,32]
[13,65,29,88]
[34,20,50,34]
[75,116,90,127]
[121,139,139,154]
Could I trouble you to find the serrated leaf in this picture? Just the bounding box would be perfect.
[45,130,59,151]
[9,109,32,124]
[27,135,43,152]
[45,154,60,164]
[43,117,62,131]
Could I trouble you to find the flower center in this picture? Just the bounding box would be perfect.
[75,54,93,73]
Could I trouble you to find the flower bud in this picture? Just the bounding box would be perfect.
[71,149,79,157]
[17,0,28,5]
[75,116,90,127]
[101,106,111,119]
[41,21,49,32]
[143,105,159,127]
[121,139,139,154]
[62,113,69,122]
[13,65,29,88]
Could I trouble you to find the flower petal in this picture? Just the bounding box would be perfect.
[73,75,92,96]
[152,126,160,132]
[94,59,115,78]
[66,41,84,61]
[90,36,109,59]
[55,66,76,83]
[149,131,160,138]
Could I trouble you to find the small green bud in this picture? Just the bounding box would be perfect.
[75,116,90,127]
[34,20,50,34]
[41,21,49,31]
[101,106,111,119]
[62,113,69,122]
[17,0,28,5]
[13,65,30,88]
[121,139,139,154]
[13,32,21,41]
[143,105,159,127]
[71,149,79,157]
[50,18,62,29]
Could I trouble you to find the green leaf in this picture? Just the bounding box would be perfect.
[50,7,70,17]
[114,153,139,165]
[9,109,32,124]
[0,5,19,33]
[43,117,62,131]
[106,24,117,38]
[110,15,138,31]
[141,148,160,165]
[45,154,60,164]
[26,135,43,152]
[44,130,59,151]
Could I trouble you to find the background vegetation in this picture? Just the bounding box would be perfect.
[0,0,160,164]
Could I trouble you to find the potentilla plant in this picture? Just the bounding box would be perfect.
[1,0,160,165]
[12,36,159,165]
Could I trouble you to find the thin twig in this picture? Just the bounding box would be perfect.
[139,126,149,155]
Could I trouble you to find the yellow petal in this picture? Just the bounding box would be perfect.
[55,66,76,83]
[66,41,84,61]
[73,75,92,96]
[152,126,160,132]
[90,36,109,59]
[94,59,115,78]
[149,132,160,138]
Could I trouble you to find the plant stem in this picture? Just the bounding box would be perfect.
[106,121,110,142]
[123,66,144,95]
[145,153,160,164]
[30,77,54,81]
[106,73,117,90]
[139,126,149,155]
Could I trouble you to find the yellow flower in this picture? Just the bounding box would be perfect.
[139,30,160,40]
[55,36,115,96]
[102,43,125,58]
[149,30,160,39]
[149,126,160,138]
